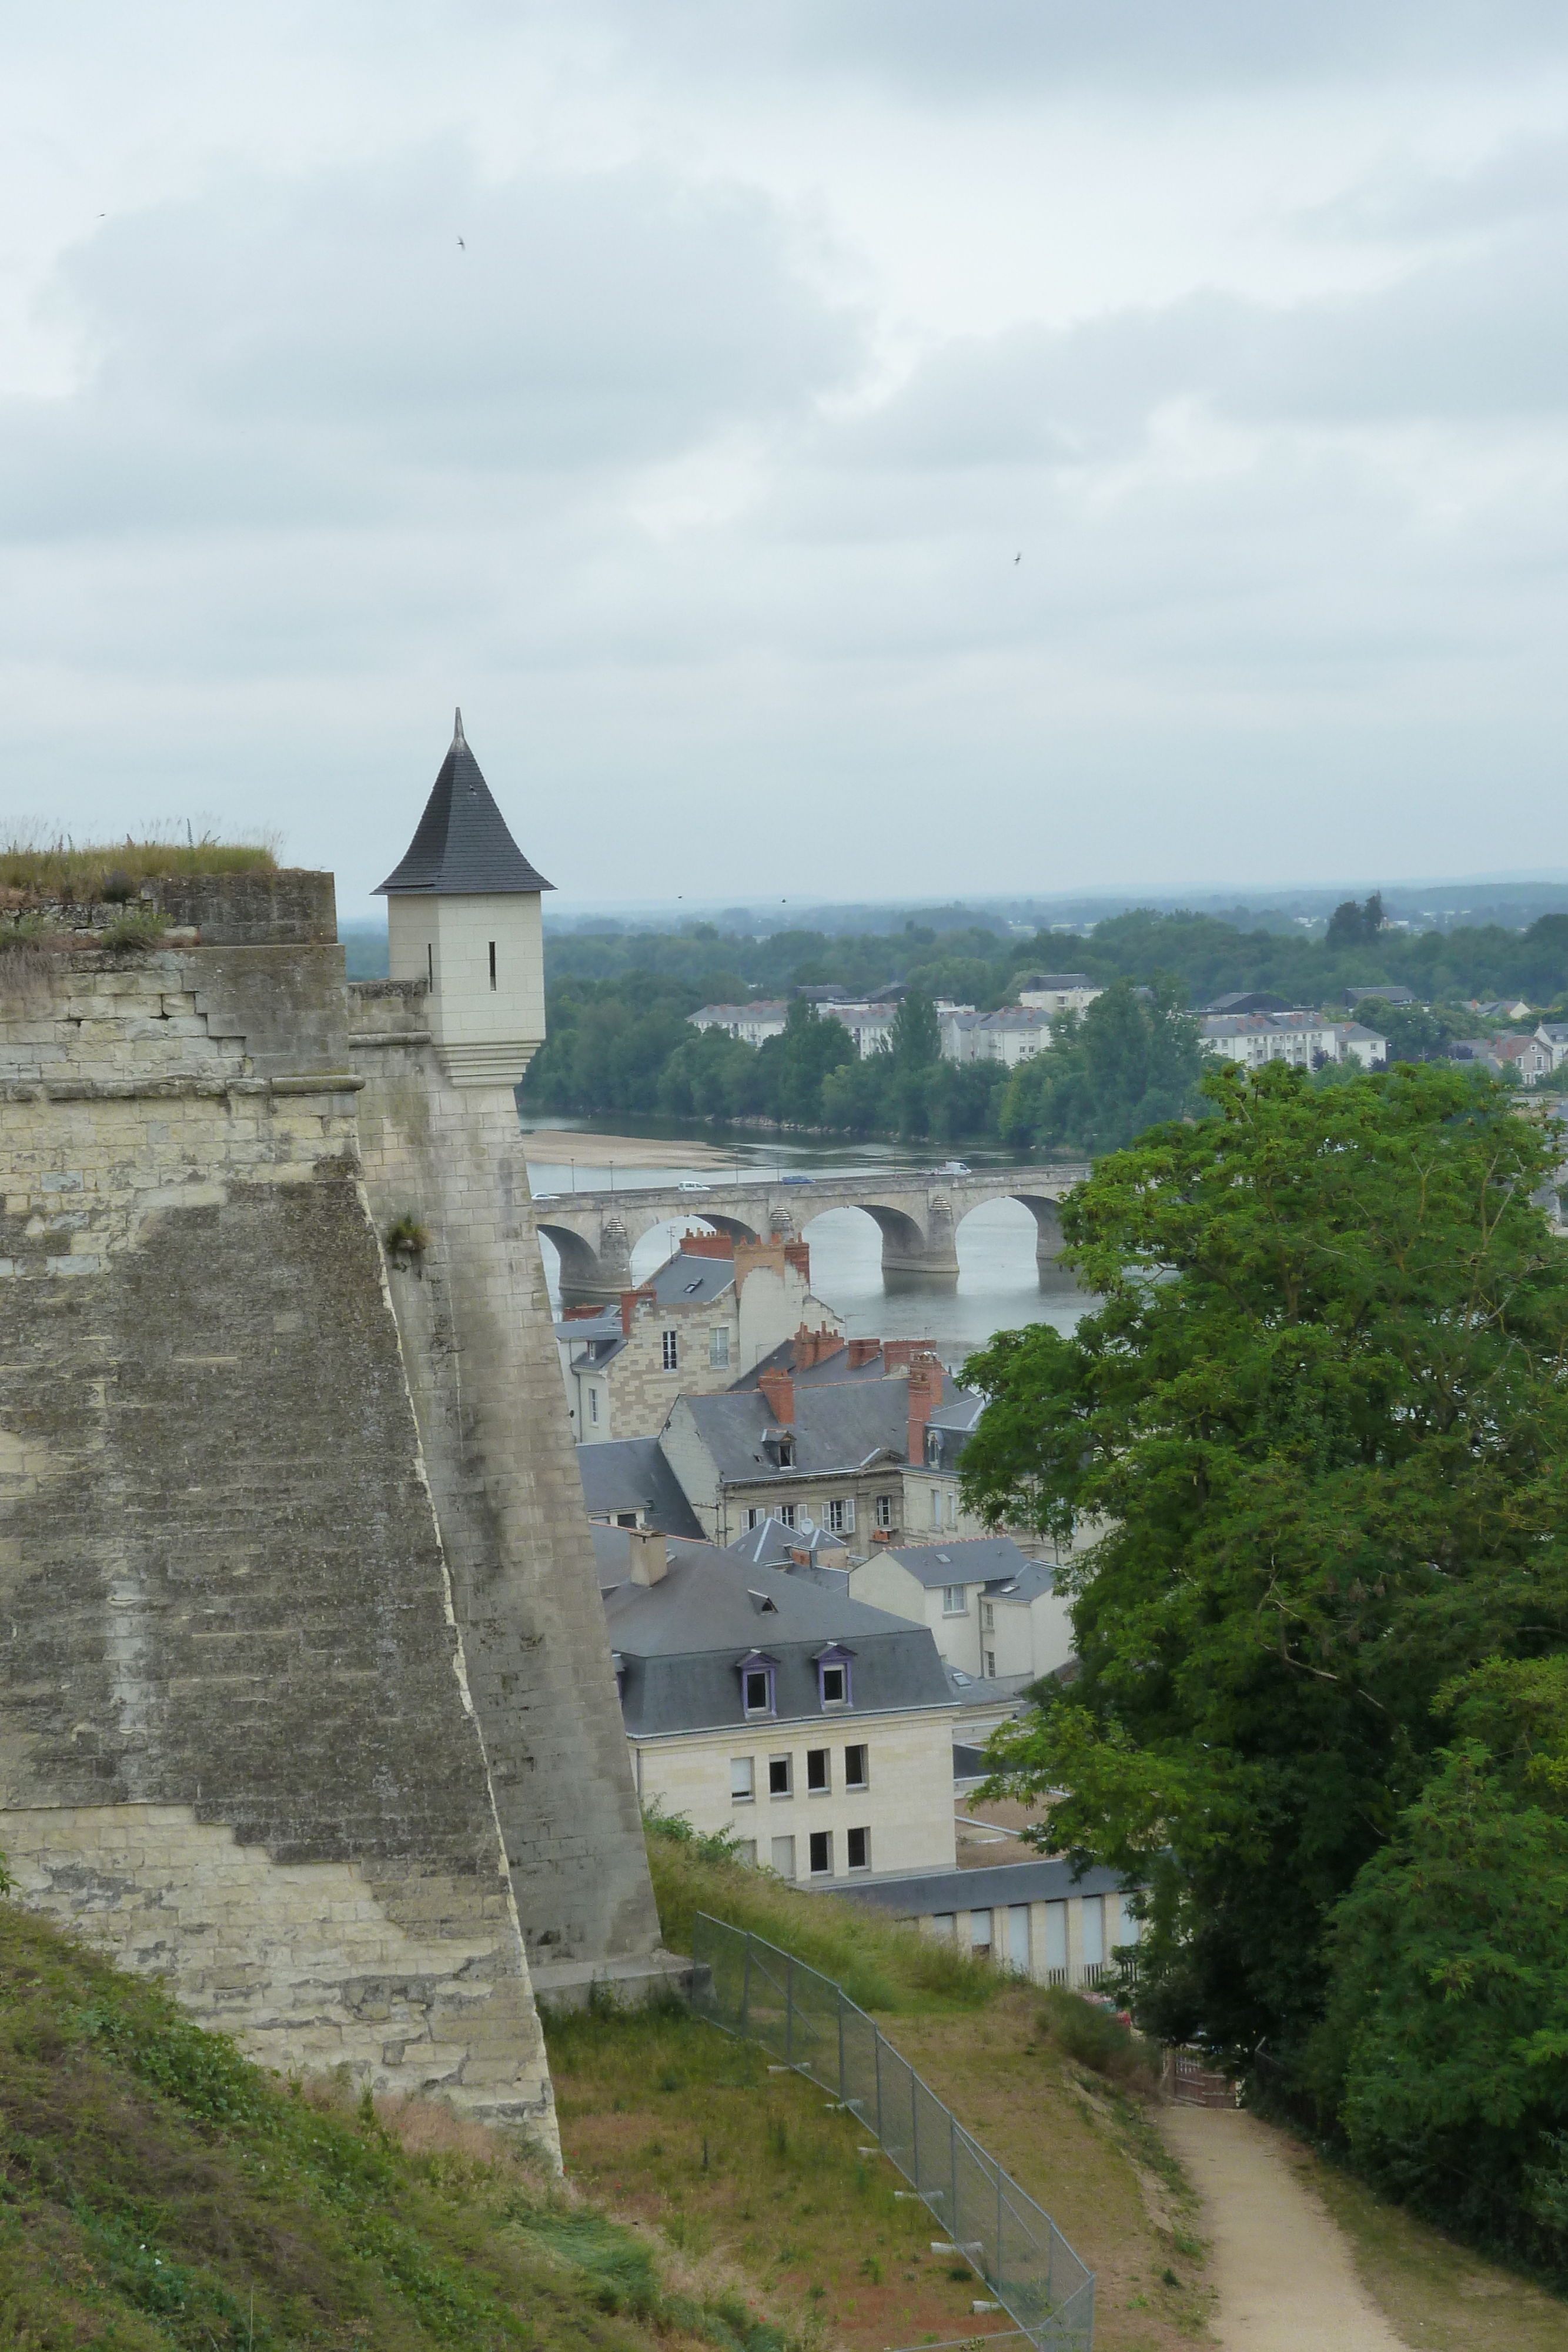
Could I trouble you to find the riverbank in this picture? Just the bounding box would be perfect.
[519,1127,737,1168]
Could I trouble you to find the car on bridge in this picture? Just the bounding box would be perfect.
[677,1180,710,1192]
[934,1160,971,1175]
[777,1174,814,1186]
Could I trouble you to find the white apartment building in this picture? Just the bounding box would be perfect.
[848,1535,1074,1685]
[1013,973,1104,1015]
[1201,1013,1387,1071]
[845,1855,1139,1990]
[687,1001,791,1046]
[597,1528,958,1883]
[940,1007,1054,1067]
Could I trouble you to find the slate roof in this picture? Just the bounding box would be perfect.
[726,1517,851,1571]
[377,711,554,896]
[678,1372,941,1481]
[602,1549,953,1736]
[646,1253,735,1307]
[884,1537,1054,1597]
[589,1522,720,1591]
[576,1436,706,1539]
[840,1856,1129,1914]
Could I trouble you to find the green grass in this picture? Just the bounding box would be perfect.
[0,1896,785,2352]
[644,1816,1000,2015]
[0,833,277,903]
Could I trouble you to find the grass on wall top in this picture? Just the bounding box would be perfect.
[0,831,279,902]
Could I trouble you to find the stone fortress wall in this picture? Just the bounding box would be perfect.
[0,872,664,2143]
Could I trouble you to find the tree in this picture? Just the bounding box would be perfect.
[1326,891,1385,950]
[890,989,941,1070]
[1305,1656,1568,2268]
[961,1061,1568,2078]
[997,978,1203,1156]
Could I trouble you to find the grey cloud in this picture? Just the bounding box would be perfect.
[587,0,1568,99]
[0,147,861,538]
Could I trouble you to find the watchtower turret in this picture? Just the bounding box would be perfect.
[376,710,553,1085]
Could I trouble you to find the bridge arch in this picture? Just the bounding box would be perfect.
[534,1220,610,1297]
[799,1197,954,1281]
[952,1190,1081,1291]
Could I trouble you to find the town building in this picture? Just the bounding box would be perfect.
[1011,973,1104,1015]
[1345,984,1419,1009]
[1536,1023,1568,1071]
[842,1857,1139,1989]
[656,1334,989,1548]
[594,1526,958,1882]
[1205,990,1294,1015]
[687,1000,791,1045]
[577,1435,707,1538]
[940,1007,1054,1066]
[847,1535,1074,1685]
[1199,1013,1386,1071]
[1453,1033,1556,1083]
[559,1234,841,1442]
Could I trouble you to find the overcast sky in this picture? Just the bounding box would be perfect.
[5,3,1568,918]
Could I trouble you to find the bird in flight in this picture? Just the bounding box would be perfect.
[457,236,466,250]
[1015,552,1022,564]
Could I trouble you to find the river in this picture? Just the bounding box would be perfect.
[520,1114,1089,1366]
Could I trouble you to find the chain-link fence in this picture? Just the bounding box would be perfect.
[688,1912,1095,2351]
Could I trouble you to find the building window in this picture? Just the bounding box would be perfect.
[875,1494,894,1529]
[777,1438,794,1468]
[815,1646,854,1708]
[846,1826,871,1872]
[985,1650,996,1679]
[929,1488,942,1529]
[806,1748,829,1794]
[662,1330,679,1371]
[778,1504,796,1529]
[971,1908,993,1959]
[587,1387,599,1425]
[942,1585,966,1616]
[931,1913,955,1940]
[744,1506,762,1531]
[741,1658,778,1716]
[1081,1895,1105,1968]
[768,1755,793,1796]
[808,1830,833,1876]
[730,1756,755,1802]
[825,1496,856,1533]
[982,1602,994,1630]
[947,1491,958,1528]
[616,1511,637,1528]
[710,1327,730,1369]
[488,940,497,991]
[771,1835,795,1877]
[844,1743,868,1790]
[426,943,433,988]
[734,1839,757,1866]
[1007,1905,1030,1970]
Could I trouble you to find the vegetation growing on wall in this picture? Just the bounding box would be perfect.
[959,1059,1568,2274]
[0,831,279,904]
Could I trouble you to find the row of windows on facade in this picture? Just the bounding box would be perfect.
[731,1826,871,1877]
[930,1894,1131,1971]
[729,1741,868,1802]
[738,1489,957,1535]
[740,1653,852,1714]
[660,1328,730,1372]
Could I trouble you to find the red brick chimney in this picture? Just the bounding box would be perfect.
[792,1324,845,1373]
[619,1284,656,1337]
[847,1337,881,1370]
[757,1365,795,1425]
[679,1231,735,1259]
[906,1351,945,1466]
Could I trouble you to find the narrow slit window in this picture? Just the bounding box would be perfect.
[426,943,433,987]
[489,940,497,991]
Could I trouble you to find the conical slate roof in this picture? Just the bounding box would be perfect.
[376,711,554,896]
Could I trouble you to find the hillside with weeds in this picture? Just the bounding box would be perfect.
[0,1892,790,2352]
[643,1811,996,2015]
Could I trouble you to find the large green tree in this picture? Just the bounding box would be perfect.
[961,1061,1568,2076]
[997,977,1203,1155]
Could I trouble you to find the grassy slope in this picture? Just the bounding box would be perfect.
[0,1899,789,2352]
[573,1833,1215,2352]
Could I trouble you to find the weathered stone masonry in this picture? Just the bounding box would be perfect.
[0,916,640,2150]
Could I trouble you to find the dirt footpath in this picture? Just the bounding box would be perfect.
[1160,2107,1409,2350]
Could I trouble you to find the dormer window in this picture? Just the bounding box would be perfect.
[737,1649,780,1717]
[777,1437,794,1468]
[813,1644,855,1710]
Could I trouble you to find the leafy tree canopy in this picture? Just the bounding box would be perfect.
[961,1062,1568,2084]
[998,977,1205,1155]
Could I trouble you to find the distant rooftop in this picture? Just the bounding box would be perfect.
[377,710,554,897]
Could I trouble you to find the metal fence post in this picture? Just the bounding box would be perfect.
[837,1987,847,2103]
[741,1931,751,2037]
[950,2114,958,2230]
[995,2165,1003,2294]
[911,2067,918,2189]
[873,2025,883,2145]
[785,1952,794,2065]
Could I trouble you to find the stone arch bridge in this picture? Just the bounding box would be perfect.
[530,1165,1091,1299]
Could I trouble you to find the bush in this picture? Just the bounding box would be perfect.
[101,910,168,951]
[385,1215,432,1259]
[1037,1987,1158,2084]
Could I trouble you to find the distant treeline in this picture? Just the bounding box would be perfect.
[520,904,1568,1151]
[543,903,1568,1012]
[523,977,1212,1154]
